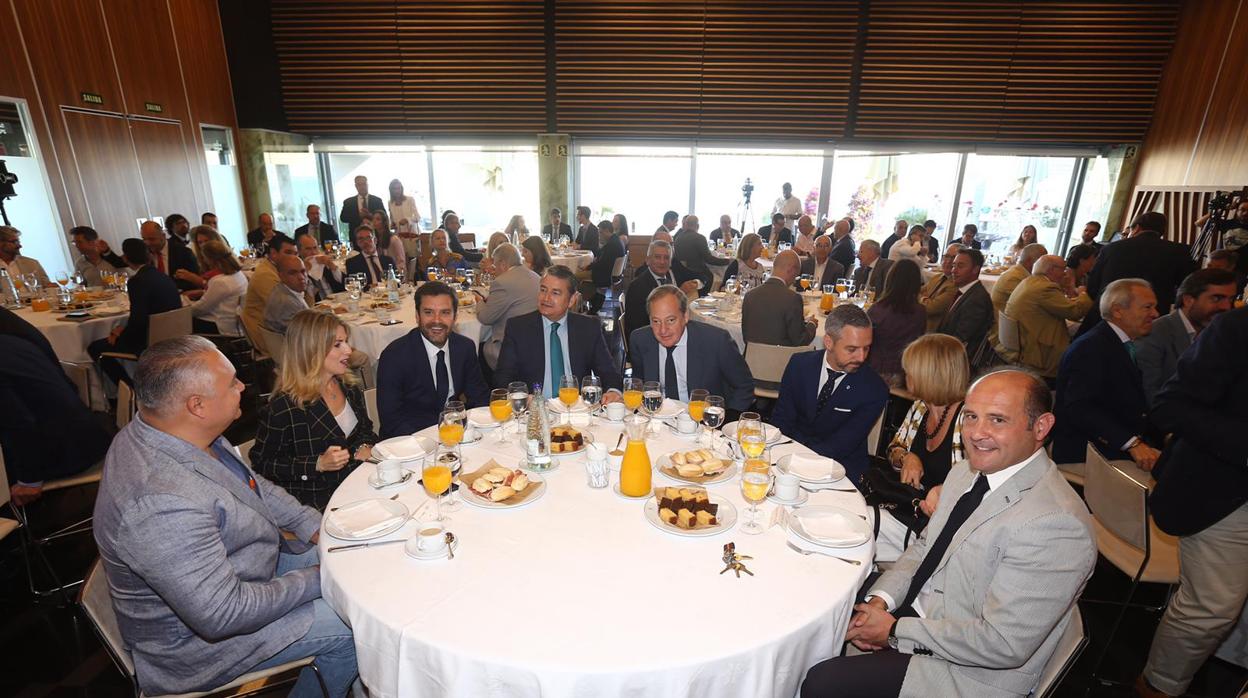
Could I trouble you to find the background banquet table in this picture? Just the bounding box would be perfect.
[15,300,129,409]
[551,249,594,272]
[321,419,873,698]
[335,288,485,365]
[690,292,827,353]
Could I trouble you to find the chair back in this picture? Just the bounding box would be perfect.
[743,342,807,385]
[0,449,9,509]
[116,382,136,429]
[1034,604,1086,697]
[364,388,379,427]
[260,327,286,367]
[80,559,137,679]
[60,361,93,407]
[1084,444,1149,551]
[609,255,626,280]
[457,232,476,250]
[147,306,193,346]
[997,311,1021,354]
[867,407,886,456]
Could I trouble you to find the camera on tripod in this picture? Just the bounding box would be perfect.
[1207,190,1238,214]
[741,178,754,204]
[0,160,17,199]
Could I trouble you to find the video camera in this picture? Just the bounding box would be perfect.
[0,160,17,199]
[741,178,754,204]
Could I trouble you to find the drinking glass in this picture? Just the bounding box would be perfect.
[581,374,603,422]
[422,454,453,523]
[641,380,663,435]
[55,271,69,288]
[622,378,643,413]
[736,411,763,460]
[508,382,529,437]
[688,388,708,439]
[489,388,513,443]
[558,375,580,411]
[701,395,725,447]
[820,284,835,313]
[427,266,439,282]
[739,468,772,534]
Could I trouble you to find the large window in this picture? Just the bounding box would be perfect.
[0,100,69,277]
[955,155,1079,255]
[576,145,692,234]
[827,151,961,244]
[693,147,824,233]
[263,149,321,241]
[1071,154,1124,245]
[326,149,431,233]
[429,146,538,235]
[201,126,247,248]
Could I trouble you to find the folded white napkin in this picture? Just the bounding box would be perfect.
[548,398,587,414]
[331,500,403,537]
[375,436,428,461]
[787,454,842,481]
[796,511,867,545]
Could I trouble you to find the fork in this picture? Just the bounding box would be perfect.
[786,541,862,565]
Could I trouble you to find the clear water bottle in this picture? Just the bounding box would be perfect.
[385,265,400,304]
[525,383,552,471]
[0,268,19,308]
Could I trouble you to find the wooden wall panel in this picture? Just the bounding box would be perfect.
[168,0,238,128]
[130,119,199,222]
[102,0,188,121]
[1133,0,1248,187]
[62,110,147,246]
[11,0,125,113]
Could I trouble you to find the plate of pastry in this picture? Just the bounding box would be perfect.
[549,425,592,457]
[461,463,546,509]
[657,448,737,485]
[644,486,737,537]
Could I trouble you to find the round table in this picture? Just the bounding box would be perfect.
[16,299,129,410]
[552,250,594,273]
[335,289,485,365]
[321,420,873,698]
[690,293,826,354]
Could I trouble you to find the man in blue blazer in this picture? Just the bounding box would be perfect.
[494,265,623,396]
[87,238,182,387]
[377,282,489,438]
[1052,278,1160,468]
[628,285,754,416]
[771,304,889,483]
[344,225,395,288]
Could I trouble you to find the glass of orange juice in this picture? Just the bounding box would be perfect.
[820,284,835,313]
[423,452,454,523]
[622,377,643,413]
[688,388,708,439]
[489,388,513,442]
[559,374,580,407]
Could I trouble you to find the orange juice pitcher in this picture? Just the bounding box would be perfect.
[619,415,652,497]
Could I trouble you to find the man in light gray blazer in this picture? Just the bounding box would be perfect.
[852,238,893,299]
[1136,268,1237,406]
[802,370,1095,698]
[262,253,310,333]
[742,249,815,347]
[477,243,540,370]
[93,336,356,697]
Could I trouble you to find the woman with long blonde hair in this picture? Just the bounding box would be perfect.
[250,309,377,509]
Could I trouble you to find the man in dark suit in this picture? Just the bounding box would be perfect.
[575,226,626,313]
[709,214,740,246]
[442,213,482,264]
[757,212,793,247]
[623,239,698,339]
[851,239,893,299]
[673,215,729,293]
[628,285,754,414]
[1139,305,1248,698]
[139,220,198,291]
[572,206,599,256]
[376,282,490,439]
[246,213,286,248]
[294,204,338,245]
[87,238,183,388]
[922,219,941,262]
[880,219,908,260]
[494,265,623,397]
[344,225,394,288]
[165,213,191,246]
[1077,220,1104,251]
[801,234,847,288]
[959,223,982,250]
[771,305,889,483]
[1136,268,1236,407]
[339,175,384,235]
[829,218,857,275]
[1052,278,1160,468]
[742,250,816,347]
[936,247,994,362]
[1077,211,1196,335]
[541,207,573,243]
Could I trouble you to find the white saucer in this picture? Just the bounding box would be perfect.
[520,459,560,474]
[367,469,414,489]
[767,489,809,506]
[404,536,458,561]
[613,482,651,500]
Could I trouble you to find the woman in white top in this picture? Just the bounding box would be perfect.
[369,208,407,276]
[888,225,928,265]
[388,179,421,263]
[189,240,248,336]
[723,232,767,290]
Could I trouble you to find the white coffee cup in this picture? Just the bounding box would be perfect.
[775,473,801,501]
[414,521,447,553]
[675,413,698,434]
[376,459,403,485]
[604,402,626,421]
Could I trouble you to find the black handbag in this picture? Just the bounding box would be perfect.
[858,455,928,541]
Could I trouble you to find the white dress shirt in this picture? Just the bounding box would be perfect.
[794,231,815,254]
[660,329,690,401]
[2,255,50,286]
[421,332,454,402]
[191,271,249,336]
[333,399,359,436]
[541,313,572,396]
[773,195,802,223]
[816,355,849,397]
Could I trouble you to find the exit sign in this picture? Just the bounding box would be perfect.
[80,92,103,105]
[144,102,163,113]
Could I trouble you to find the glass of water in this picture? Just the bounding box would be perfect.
[581,374,602,423]
[701,395,726,448]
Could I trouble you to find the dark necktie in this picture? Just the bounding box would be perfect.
[1124,340,1137,365]
[435,349,449,406]
[897,475,991,616]
[657,273,671,286]
[815,368,844,413]
[664,346,681,400]
[369,254,382,282]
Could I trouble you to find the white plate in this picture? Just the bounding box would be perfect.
[788,505,872,548]
[643,494,738,537]
[551,431,594,458]
[722,421,783,445]
[656,451,739,485]
[323,498,411,541]
[404,535,458,561]
[374,435,437,462]
[776,453,845,484]
[460,472,547,509]
[367,469,415,489]
[767,489,809,506]
[690,298,718,309]
[466,406,501,429]
[647,399,685,420]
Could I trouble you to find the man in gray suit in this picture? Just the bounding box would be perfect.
[477,243,539,370]
[802,369,1095,697]
[93,337,356,697]
[742,249,816,347]
[852,239,893,298]
[263,253,311,333]
[1136,268,1236,406]
[672,214,729,292]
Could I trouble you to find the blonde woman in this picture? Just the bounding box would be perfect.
[480,231,511,274]
[190,240,248,336]
[503,214,530,240]
[721,232,766,289]
[250,310,376,510]
[420,228,465,274]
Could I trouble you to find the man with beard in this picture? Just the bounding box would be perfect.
[376,281,489,438]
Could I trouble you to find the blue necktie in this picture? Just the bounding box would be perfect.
[1124,340,1137,365]
[549,321,564,398]
[816,368,844,413]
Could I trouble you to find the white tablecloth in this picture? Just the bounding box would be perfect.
[552,250,594,273]
[17,301,129,409]
[321,421,873,698]
[691,294,825,354]
[338,290,484,365]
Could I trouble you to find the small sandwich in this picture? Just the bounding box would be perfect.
[470,477,493,495]
[699,458,728,477]
[676,463,704,478]
[490,485,516,502]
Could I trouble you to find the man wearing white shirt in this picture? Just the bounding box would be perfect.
[802,369,1095,697]
[297,233,344,301]
[772,182,803,229]
[339,176,384,236]
[792,215,817,255]
[0,225,50,286]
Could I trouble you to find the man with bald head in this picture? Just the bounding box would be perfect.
[246,213,285,248]
[743,249,817,348]
[673,213,727,295]
[709,214,739,247]
[263,254,311,334]
[1003,254,1092,376]
[793,215,818,255]
[852,239,893,299]
[805,369,1094,697]
[991,242,1048,318]
[829,218,857,274]
[801,234,847,288]
[141,219,199,291]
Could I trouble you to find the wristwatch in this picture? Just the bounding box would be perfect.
[887,620,899,650]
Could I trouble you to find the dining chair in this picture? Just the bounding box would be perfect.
[364,388,379,428]
[12,451,105,601]
[97,306,194,381]
[117,382,137,430]
[79,559,328,698]
[0,450,23,546]
[742,342,809,400]
[258,326,286,367]
[997,310,1021,356]
[1082,443,1179,688]
[59,360,94,409]
[1033,603,1087,697]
